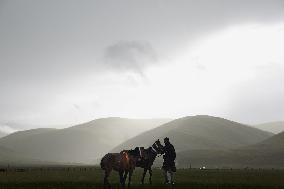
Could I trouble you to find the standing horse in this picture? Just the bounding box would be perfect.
[136,140,164,184]
[100,148,140,189]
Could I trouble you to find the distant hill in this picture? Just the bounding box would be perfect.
[113,115,273,153]
[177,132,284,169]
[249,131,284,150]
[253,121,284,134]
[0,124,16,138]
[0,131,7,138]
[0,145,53,166]
[1,128,57,140]
[0,118,170,164]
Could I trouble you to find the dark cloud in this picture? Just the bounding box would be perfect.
[103,41,157,73]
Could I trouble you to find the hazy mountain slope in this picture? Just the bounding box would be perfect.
[0,145,30,165]
[0,145,52,166]
[253,121,284,134]
[0,118,170,164]
[113,115,273,152]
[248,131,284,150]
[0,131,7,138]
[69,117,172,144]
[177,132,284,168]
[0,128,57,141]
[0,124,16,138]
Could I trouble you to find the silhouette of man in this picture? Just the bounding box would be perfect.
[162,137,176,184]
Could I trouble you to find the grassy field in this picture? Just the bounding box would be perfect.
[0,167,283,189]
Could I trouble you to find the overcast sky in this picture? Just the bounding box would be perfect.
[1,0,284,131]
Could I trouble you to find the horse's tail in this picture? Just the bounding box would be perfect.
[100,154,107,170]
[101,153,115,170]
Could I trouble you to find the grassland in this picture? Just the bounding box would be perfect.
[0,166,283,189]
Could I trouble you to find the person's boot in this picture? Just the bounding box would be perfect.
[169,171,175,185]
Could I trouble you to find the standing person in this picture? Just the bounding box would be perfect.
[162,137,176,184]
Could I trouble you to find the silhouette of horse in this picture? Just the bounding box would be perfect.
[100,148,140,189]
[136,139,164,184]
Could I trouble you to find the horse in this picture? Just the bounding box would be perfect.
[136,139,164,184]
[100,148,140,189]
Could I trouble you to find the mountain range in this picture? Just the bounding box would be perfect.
[113,115,273,152]
[0,115,282,168]
[177,131,284,168]
[0,118,170,164]
[113,115,284,168]
[252,121,284,134]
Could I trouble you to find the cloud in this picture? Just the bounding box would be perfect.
[227,64,284,124]
[103,41,158,73]
[0,124,18,134]
[73,104,80,110]
[0,1,284,127]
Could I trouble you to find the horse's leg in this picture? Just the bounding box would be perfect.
[128,170,133,188]
[104,169,112,189]
[123,170,129,185]
[103,170,107,189]
[141,167,147,184]
[119,170,125,188]
[149,167,153,184]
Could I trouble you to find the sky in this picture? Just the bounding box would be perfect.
[1,0,284,131]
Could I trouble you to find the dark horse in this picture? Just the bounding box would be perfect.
[136,139,164,184]
[100,148,140,189]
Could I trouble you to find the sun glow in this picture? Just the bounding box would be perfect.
[136,23,284,118]
[29,23,284,125]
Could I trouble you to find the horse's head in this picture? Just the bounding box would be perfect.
[152,139,164,154]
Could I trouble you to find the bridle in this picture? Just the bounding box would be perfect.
[151,141,164,157]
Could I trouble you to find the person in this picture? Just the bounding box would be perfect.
[162,137,176,184]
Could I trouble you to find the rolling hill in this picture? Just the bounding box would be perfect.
[112,115,281,168]
[177,131,284,168]
[0,144,55,166]
[0,118,170,164]
[0,124,15,138]
[253,121,284,134]
[254,130,284,148]
[0,131,7,138]
[113,115,273,153]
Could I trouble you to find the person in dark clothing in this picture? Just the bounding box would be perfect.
[162,137,176,184]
